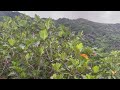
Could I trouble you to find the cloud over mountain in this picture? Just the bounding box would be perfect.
[19,11,120,24]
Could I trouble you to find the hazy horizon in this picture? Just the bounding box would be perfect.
[19,11,120,24]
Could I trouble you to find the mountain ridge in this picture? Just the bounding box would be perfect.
[54,17,120,51]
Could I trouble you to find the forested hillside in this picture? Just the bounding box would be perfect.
[55,18,120,52]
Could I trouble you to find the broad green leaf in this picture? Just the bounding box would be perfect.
[19,44,25,50]
[19,20,27,27]
[76,43,83,50]
[56,74,63,79]
[39,47,44,55]
[50,74,63,79]
[39,29,48,40]
[80,31,83,36]
[35,14,40,22]
[68,42,73,49]
[15,67,24,73]
[59,25,65,31]
[86,74,91,79]
[3,16,11,22]
[70,58,79,66]
[50,74,57,79]
[22,32,26,38]
[59,30,65,37]
[45,18,51,30]
[61,52,67,60]
[11,61,18,66]
[20,72,27,78]
[8,18,12,24]
[25,53,30,60]
[68,65,73,69]
[92,66,99,73]
[86,74,95,79]
[73,60,79,66]
[10,66,23,73]
[8,38,16,46]
[52,63,62,72]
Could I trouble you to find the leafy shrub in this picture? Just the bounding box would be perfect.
[0,15,119,79]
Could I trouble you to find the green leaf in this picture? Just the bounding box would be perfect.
[86,74,95,79]
[8,18,12,24]
[80,31,83,36]
[70,58,79,66]
[59,30,65,37]
[20,72,27,78]
[11,61,19,66]
[8,38,16,46]
[22,32,26,38]
[39,47,44,55]
[76,43,83,51]
[25,53,30,60]
[10,66,23,73]
[39,29,48,40]
[50,74,57,79]
[19,44,25,50]
[68,42,73,49]
[92,66,99,73]
[35,14,40,22]
[52,63,62,72]
[50,74,63,79]
[45,18,51,30]
[19,20,27,27]
[86,74,91,79]
[60,52,67,60]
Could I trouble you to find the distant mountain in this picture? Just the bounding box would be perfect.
[0,11,20,17]
[55,18,120,51]
[0,11,22,20]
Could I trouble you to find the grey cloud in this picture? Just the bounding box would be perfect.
[19,11,120,24]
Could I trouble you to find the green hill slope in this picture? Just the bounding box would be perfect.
[55,18,120,51]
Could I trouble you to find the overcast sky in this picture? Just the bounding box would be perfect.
[19,11,120,24]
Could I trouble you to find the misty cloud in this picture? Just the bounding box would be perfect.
[19,11,120,24]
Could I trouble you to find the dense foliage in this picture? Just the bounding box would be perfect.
[1,11,120,52]
[0,15,120,79]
